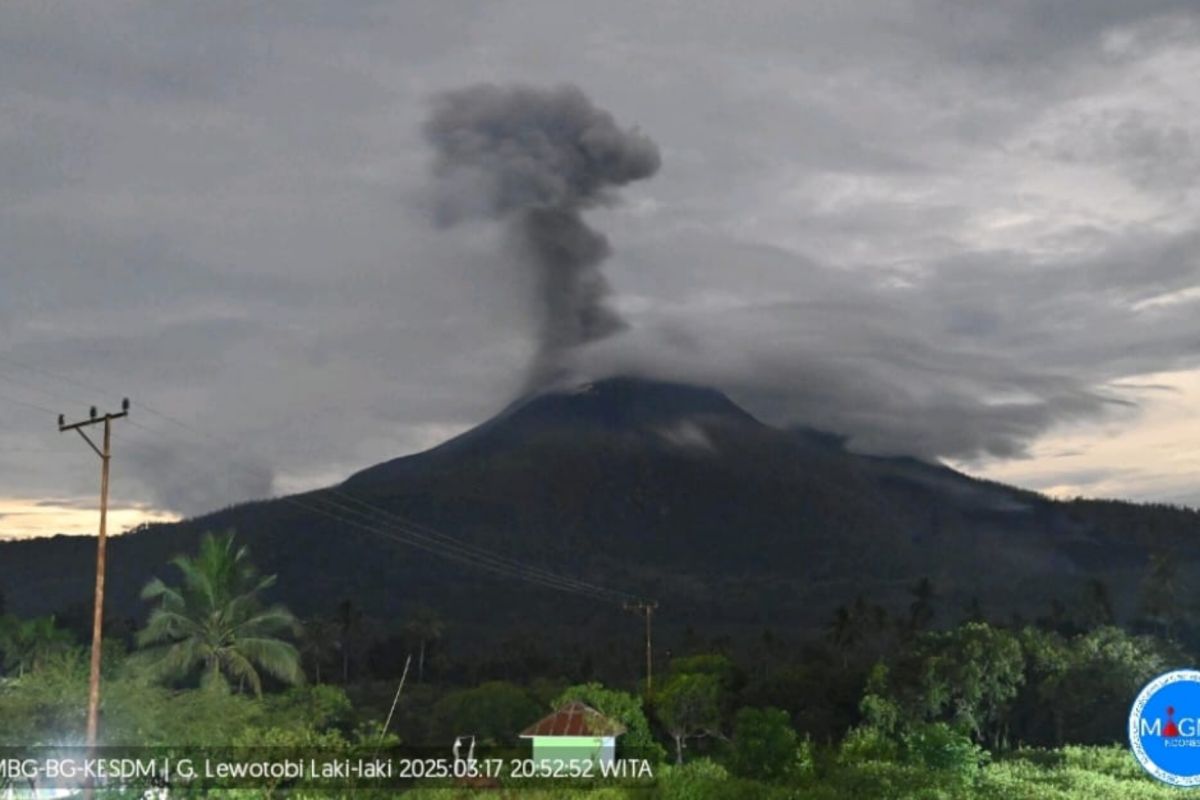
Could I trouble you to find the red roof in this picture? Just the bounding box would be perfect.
[519,701,627,737]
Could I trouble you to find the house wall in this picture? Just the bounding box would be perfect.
[530,735,616,768]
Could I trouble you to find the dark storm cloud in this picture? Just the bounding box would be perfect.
[572,224,1199,462]
[424,83,660,387]
[574,300,1120,462]
[1,0,1200,524]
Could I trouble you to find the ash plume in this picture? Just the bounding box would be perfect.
[424,83,660,388]
[129,440,274,517]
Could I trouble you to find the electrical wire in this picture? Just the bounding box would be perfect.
[122,401,635,604]
[0,386,60,418]
[0,357,639,603]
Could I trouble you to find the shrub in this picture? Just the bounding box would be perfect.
[902,721,988,776]
[658,758,729,800]
[729,706,805,781]
[838,725,902,765]
[429,680,541,745]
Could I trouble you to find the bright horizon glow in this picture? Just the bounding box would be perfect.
[956,368,1200,508]
[0,498,179,541]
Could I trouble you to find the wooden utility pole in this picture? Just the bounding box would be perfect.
[59,399,129,765]
[624,600,658,694]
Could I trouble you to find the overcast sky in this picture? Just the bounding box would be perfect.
[2,1,1199,539]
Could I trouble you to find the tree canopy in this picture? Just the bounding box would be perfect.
[137,531,302,695]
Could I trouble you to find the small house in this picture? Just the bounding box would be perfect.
[519,701,627,768]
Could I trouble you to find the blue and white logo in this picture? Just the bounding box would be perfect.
[1130,669,1200,787]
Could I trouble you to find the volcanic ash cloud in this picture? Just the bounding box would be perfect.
[424,83,660,388]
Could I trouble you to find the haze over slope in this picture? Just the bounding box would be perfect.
[2,376,1196,647]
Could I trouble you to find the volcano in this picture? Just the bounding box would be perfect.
[1,376,1197,648]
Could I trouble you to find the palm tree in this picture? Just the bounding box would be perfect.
[1140,551,1180,637]
[335,599,362,684]
[1080,578,1115,629]
[137,531,302,695]
[0,615,73,677]
[403,606,445,683]
[300,616,341,684]
[908,576,936,633]
[826,605,858,668]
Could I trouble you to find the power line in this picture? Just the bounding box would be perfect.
[318,488,633,601]
[0,368,74,404]
[0,353,119,397]
[0,387,60,418]
[0,358,642,605]
[2,353,661,696]
[122,412,634,604]
[288,494,623,603]
[302,492,631,602]
[118,395,636,603]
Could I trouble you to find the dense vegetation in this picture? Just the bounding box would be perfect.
[2,530,1196,798]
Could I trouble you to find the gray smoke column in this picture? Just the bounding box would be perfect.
[424,83,660,387]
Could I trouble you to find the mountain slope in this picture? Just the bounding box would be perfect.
[1,377,1197,645]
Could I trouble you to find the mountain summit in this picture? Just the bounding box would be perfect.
[1,376,1197,645]
[347,376,762,486]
